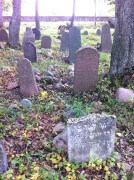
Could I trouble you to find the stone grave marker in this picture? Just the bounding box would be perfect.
[26,27,32,32]
[32,28,41,40]
[41,36,51,49]
[74,46,99,93]
[17,58,39,96]
[22,29,35,48]
[24,41,37,63]
[69,26,81,64]
[60,32,69,51]
[96,29,101,36]
[101,24,112,52]
[67,113,116,163]
[0,144,8,174]
[0,29,9,43]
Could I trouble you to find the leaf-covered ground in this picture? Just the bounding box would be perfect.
[0,22,133,180]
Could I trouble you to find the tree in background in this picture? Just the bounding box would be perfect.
[9,0,21,48]
[70,0,76,27]
[35,0,40,30]
[110,0,134,74]
[0,0,3,27]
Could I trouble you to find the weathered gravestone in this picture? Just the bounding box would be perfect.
[67,113,116,162]
[0,29,9,42]
[69,26,81,64]
[18,58,39,96]
[32,28,41,40]
[26,27,32,32]
[96,29,101,36]
[101,24,112,53]
[22,29,35,49]
[74,46,99,93]
[24,41,37,63]
[60,32,69,51]
[41,36,51,49]
[0,144,8,174]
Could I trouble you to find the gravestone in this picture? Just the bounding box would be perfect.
[22,29,35,48]
[67,113,116,162]
[24,41,37,63]
[0,29,9,43]
[17,58,39,97]
[74,46,99,93]
[0,144,8,174]
[96,29,101,36]
[32,28,41,40]
[83,30,88,35]
[69,26,81,64]
[41,36,51,49]
[101,24,112,52]
[60,32,69,51]
[26,27,32,32]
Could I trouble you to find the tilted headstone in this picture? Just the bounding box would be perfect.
[67,113,116,162]
[0,29,9,43]
[96,29,101,36]
[0,144,8,174]
[24,41,37,63]
[74,46,99,93]
[32,28,41,40]
[17,58,39,96]
[41,36,51,49]
[101,24,112,53]
[22,29,35,49]
[60,32,69,51]
[69,26,81,64]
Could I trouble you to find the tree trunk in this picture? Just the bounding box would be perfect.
[0,0,3,27]
[94,0,96,29]
[110,0,134,74]
[9,0,21,48]
[35,0,40,30]
[70,0,76,27]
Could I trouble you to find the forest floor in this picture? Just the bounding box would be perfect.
[0,23,133,180]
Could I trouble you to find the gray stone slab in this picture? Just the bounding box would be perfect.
[22,30,35,48]
[60,32,69,51]
[101,24,112,53]
[67,113,116,162]
[24,41,37,63]
[69,26,81,64]
[41,36,51,49]
[0,29,9,42]
[0,144,8,174]
[74,46,99,93]
[17,58,39,97]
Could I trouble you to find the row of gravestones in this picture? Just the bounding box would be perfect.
[19,46,99,97]
[22,25,112,94]
[60,23,112,56]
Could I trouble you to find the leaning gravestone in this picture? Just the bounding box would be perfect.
[74,46,99,93]
[69,26,81,64]
[101,24,112,53]
[0,144,8,174]
[32,28,41,40]
[41,36,51,49]
[24,41,37,63]
[67,113,116,162]
[17,58,39,96]
[0,29,9,43]
[22,29,35,49]
[60,32,69,51]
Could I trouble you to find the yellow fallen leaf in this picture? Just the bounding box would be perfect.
[41,91,48,99]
